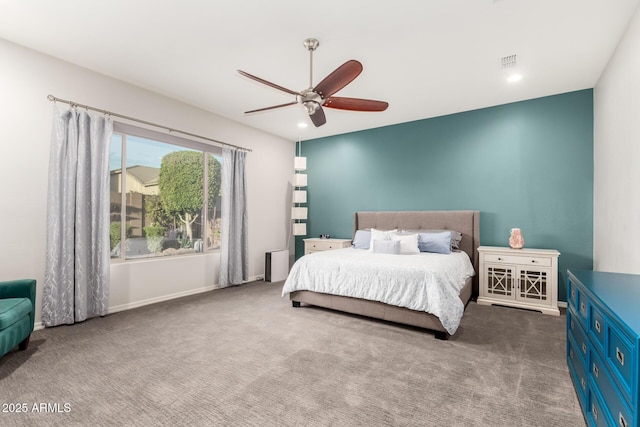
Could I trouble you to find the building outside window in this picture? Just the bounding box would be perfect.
[109,123,222,260]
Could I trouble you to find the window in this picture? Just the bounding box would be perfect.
[109,123,222,260]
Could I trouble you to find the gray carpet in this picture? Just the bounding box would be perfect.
[0,281,585,426]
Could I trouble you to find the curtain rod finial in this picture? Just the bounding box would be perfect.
[47,95,56,102]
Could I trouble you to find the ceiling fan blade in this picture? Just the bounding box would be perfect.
[237,70,301,96]
[323,97,389,112]
[244,101,298,114]
[313,60,363,99]
[309,106,326,127]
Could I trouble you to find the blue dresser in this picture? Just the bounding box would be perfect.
[567,270,640,427]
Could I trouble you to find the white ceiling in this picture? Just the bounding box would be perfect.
[1,0,638,141]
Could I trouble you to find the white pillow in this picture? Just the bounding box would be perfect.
[368,228,398,252]
[392,233,420,254]
[371,239,400,254]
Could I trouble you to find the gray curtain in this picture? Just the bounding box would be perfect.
[219,147,248,287]
[42,105,112,327]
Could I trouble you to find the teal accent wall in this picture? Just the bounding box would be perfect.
[296,89,594,301]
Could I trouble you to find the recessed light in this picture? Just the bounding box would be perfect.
[507,74,523,83]
[298,122,308,128]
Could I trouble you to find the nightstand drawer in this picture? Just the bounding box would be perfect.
[307,241,330,251]
[307,241,339,251]
[483,253,552,267]
[607,322,636,397]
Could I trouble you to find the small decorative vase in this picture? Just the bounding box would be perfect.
[509,228,524,249]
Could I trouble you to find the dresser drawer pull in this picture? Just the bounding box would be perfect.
[580,302,586,314]
[619,412,628,427]
[580,377,586,391]
[571,289,576,299]
[582,343,587,355]
[497,257,502,261]
[531,259,536,263]
[595,320,601,333]
[616,347,625,366]
[571,320,574,330]
[592,404,598,420]
[593,363,599,378]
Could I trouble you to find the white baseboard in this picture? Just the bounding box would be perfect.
[33,276,263,331]
[558,301,567,309]
[109,284,220,314]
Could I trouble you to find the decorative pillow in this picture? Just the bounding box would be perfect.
[352,229,371,250]
[371,239,400,254]
[403,229,462,250]
[368,228,398,252]
[417,231,452,254]
[392,233,420,254]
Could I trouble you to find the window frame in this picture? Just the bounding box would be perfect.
[110,122,222,262]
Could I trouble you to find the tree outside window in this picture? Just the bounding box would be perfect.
[110,128,222,260]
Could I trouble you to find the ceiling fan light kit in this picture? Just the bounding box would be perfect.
[238,37,388,127]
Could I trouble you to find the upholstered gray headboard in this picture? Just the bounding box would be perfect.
[354,210,480,296]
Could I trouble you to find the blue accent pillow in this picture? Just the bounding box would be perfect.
[402,229,462,250]
[352,229,371,249]
[418,232,452,254]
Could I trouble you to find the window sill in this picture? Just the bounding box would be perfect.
[110,248,220,264]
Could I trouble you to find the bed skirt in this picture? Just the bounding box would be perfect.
[289,276,473,339]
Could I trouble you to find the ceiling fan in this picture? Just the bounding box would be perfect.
[237,38,389,127]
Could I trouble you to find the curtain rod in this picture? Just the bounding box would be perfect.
[47,95,252,152]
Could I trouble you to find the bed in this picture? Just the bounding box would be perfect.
[282,210,480,339]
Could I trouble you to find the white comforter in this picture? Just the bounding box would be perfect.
[282,248,475,334]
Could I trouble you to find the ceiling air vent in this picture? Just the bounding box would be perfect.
[501,54,517,69]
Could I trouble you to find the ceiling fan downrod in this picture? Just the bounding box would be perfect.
[304,38,319,89]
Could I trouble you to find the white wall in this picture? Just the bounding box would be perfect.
[594,5,640,273]
[0,39,295,327]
